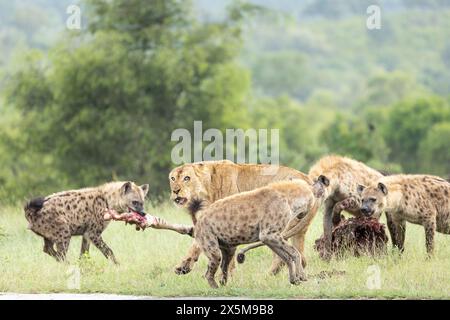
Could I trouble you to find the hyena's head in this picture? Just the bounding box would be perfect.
[116,182,149,215]
[311,175,330,199]
[357,182,388,218]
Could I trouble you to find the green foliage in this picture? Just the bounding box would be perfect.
[303,0,381,19]
[2,0,252,200]
[249,96,328,171]
[418,122,450,176]
[382,96,450,172]
[0,0,449,202]
[359,71,428,108]
[321,113,389,164]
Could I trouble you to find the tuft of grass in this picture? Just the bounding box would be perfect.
[0,202,449,298]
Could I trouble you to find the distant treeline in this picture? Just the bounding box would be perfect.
[0,0,449,203]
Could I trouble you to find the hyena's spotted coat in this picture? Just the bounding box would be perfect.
[358,175,450,255]
[308,155,385,258]
[25,181,149,263]
[190,178,328,288]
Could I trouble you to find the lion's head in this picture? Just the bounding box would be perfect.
[169,162,212,208]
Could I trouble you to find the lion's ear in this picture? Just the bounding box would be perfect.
[194,162,212,185]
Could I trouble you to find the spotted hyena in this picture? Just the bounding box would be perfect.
[308,155,385,258]
[190,178,328,288]
[25,181,149,263]
[358,175,450,256]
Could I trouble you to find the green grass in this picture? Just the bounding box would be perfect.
[0,203,449,299]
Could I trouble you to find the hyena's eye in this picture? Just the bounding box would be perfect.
[369,197,377,202]
[132,201,142,207]
[184,176,190,182]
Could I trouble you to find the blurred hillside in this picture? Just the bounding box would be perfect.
[0,0,449,202]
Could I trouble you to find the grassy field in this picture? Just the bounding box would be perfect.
[0,202,449,299]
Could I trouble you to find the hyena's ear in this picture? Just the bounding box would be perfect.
[318,175,330,187]
[140,184,149,197]
[121,181,132,194]
[357,184,366,195]
[377,182,388,196]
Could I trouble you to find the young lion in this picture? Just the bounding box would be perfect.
[191,178,328,288]
[25,181,149,263]
[169,160,314,276]
[358,175,450,256]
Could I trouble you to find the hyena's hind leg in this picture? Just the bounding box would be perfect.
[423,215,437,257]
[260,232,306,285]
[219,246,236,286]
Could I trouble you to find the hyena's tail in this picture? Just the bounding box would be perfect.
[24,197,46,218]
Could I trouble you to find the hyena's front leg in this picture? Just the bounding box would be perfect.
[55,237,71,262]
[386,213,406,253]
[332,196,361,225]
[87,232,118,264]
[322,198,335,259]
[175,241,202,275]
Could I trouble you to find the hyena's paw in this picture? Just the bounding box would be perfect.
[290,273,307,285]
[208,278,219,289]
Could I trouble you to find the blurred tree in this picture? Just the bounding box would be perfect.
[321,113,390,164]
[360,71,427,107]
[418,122,450,176]
[303,0,381,19]
[382,96,450,172]
[249,51,309,99]
[249,96,326,171]
[5,0,254,199]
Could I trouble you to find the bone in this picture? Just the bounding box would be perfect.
[104,210,193,237]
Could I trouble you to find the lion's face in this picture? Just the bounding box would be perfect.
[169,164,210,208]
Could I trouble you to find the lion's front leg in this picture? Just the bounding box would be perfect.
[175,240,202,275]
[269,254,285,275]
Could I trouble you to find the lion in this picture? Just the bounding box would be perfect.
[169,160,317,276]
